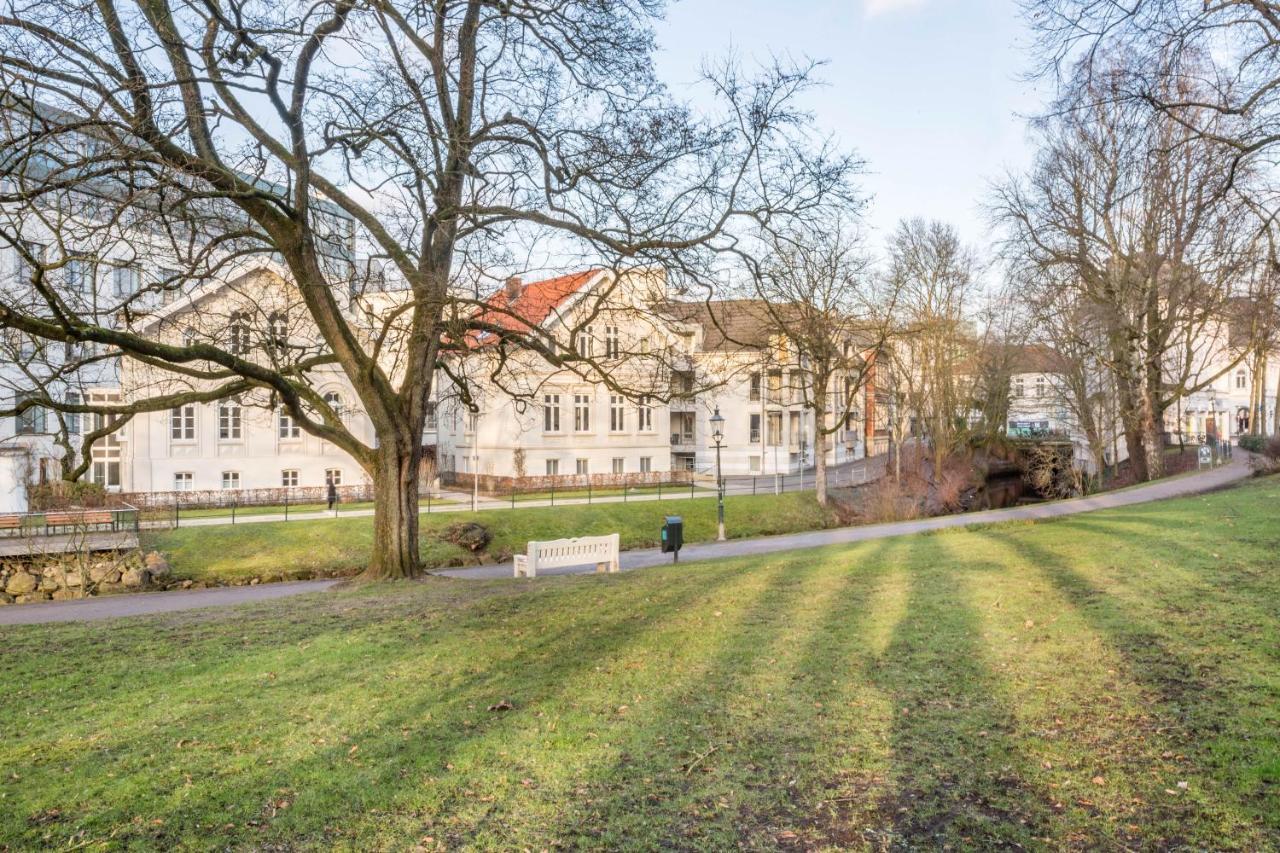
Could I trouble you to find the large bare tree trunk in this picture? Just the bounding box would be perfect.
[813,412,828,506]
[1116,379,1163,482]
[367,441,422,580]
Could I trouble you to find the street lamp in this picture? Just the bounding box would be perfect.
[710,406,725,541]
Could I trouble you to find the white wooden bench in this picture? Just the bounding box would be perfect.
[513,533,620,578]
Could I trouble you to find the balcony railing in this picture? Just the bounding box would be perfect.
[671,432,696,447]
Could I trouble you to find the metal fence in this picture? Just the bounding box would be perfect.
[0,503,140,538]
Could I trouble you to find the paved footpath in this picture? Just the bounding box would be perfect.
[438,456,1253,580]
[1,457,1251,626]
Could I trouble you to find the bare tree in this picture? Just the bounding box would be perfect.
[884,218,982,484]
[993,60,1258,480]
[740,214,895,504]
[0,0,853,577]
[1022,0,1280,196]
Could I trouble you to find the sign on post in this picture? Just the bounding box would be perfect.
[1198,445,1213,469]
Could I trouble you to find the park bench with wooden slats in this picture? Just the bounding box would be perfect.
[513,533,620,578]
[0,514,22,536]
[44,510,115,529]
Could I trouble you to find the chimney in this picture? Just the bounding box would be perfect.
[504,276,522,299]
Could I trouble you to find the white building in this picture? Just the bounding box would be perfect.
[436,269,676,481]
[435,276,879,481]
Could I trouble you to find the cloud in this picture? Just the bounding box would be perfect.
[864,0,929,16]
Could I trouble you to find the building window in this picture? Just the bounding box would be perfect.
[323,390,344,419]
[749,372,761,402]
[221,471,240,490]
[545,458,559,476]
[1035,377,1045,397]
[1013,377,1025,398]
[767,411,783,447]
[173,472,194,491]
[612,457,625,474]
[156,267,182,303]
[268,312,288,349]
[574,393,591,432]
[789,370,804,404]
[637,397,653,432]
[112,264,140,297]
[748,413,762,443]
[91,461,121,488]
[1236,369,1248,390]
[609,395,626,431]
[425,401,437,431]
[767,371,782,402]
[64,391,81,436]
[281,469,299,487]
[575,327,593,358]
[170,404,195,441]
[604,325,620,358]
[65,258,95,294]
[15,394,46,434]
[228,311,251,355]
[543,393,561,432]
[576,458,589,475]
[15,240,46,283]
[218,401,242,440]
[278,409,301,439]
[639,456,652,473]
[325,468,343,486]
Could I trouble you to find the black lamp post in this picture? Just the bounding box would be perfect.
[710,407,725,541]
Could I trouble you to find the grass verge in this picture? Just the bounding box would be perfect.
[142,492,839,583]
[1,478,1277,849]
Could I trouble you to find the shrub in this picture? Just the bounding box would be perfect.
[860,476,922,523]
[1238,434,1267,453]
[28,480,108,511]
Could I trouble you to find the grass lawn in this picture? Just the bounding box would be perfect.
[142,492,839,583]
[2,478,1278,849]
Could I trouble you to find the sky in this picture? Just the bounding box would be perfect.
[651,0,1051,253]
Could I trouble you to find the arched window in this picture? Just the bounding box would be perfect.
[228,311,250,355]
[323,390,344,420]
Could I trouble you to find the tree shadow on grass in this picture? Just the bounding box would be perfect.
[2,567,766,849]
[859,534,1056,849]
[539,543,899,850]
[990,530,1280,845]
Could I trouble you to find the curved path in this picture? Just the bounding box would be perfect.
[0,456,1251,626]
[437,455,1253,580]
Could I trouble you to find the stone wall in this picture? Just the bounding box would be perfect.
[0,550,173,605]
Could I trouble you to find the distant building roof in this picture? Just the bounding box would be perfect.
[661,299,794,352]
[465,270,603,348]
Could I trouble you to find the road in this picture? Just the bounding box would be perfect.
[0,455,1251,626]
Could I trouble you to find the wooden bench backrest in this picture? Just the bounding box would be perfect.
[0,515,21,529]
[45,510,114,526]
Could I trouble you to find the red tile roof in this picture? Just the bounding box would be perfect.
[473,270,600,335]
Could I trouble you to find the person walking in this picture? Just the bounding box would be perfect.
[327,478,338,511]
